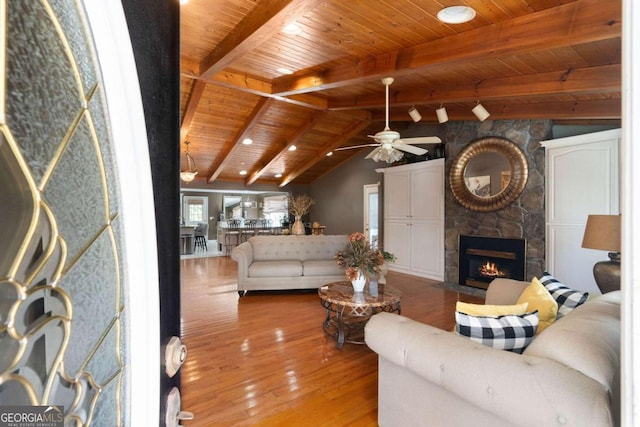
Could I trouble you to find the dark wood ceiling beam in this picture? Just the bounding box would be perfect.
[378,98,621,122]
[206,97,276,183]
[279,120,371,187]
[328,64,622,110]
[198,0,323,80]
[246,111,327,186]
[180,80,207,143]
[180,68,329,110]
[271,0,621,96]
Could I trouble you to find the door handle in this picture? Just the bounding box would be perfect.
[166,387,195,427]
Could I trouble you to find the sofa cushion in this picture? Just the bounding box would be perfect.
[524,291,621,392]
[302,260,344,277]
[249,260,302,278]
[249,235,347,262]
[456,301,529,316]
[538,272,589,318]
[516,277,558,334]
[455,310,539,354]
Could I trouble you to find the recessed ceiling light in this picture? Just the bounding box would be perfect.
[275,173,283,178]
[326,151,333,157]
[288,145,297,151]
[282,23,301,35]
[242,138,253,145]
[239,170,247,176]
[179,0,189,4]
[437,6,476,24]
[277,67,294,75]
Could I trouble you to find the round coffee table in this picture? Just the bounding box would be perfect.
[318,281,401,349]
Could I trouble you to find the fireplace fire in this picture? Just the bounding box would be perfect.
[459,235,526,289]
[479,261,506,278]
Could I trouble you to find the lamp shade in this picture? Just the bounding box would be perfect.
[180,141,198,183]
[408,107,422,122]
[436,106,448,123]
[581,214,621,252]
[472,103,490,121]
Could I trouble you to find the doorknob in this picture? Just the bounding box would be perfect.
[166,387,194,427]
[165,336,187,378]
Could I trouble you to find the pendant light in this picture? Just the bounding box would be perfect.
[180,141,198,183]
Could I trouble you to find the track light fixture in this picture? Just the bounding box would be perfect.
[408,106,422,122]
[180,141,198,183]
[436,104,448,123]
[472,101,490,121]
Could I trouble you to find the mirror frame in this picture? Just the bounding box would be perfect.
[450,136,528,212]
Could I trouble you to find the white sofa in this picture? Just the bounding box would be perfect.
[365,278,620,427]
[230,235,347,295]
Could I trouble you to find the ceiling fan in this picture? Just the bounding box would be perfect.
[335,77,442,163]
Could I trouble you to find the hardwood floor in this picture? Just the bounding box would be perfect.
[180,256,483,426]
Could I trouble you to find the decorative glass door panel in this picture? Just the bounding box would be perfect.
[0,1,134,424]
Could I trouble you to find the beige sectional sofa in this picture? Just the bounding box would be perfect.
[365,278,620,427]
[230,235,347,295]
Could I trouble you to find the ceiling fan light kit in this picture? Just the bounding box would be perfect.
[336,77,441,164]
[180,141,198,183]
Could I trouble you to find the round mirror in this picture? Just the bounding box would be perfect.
[463,151,511,198]
[450,137,528,211]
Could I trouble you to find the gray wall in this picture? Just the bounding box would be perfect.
[309,154,386,235]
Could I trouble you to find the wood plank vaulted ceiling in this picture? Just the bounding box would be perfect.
[180,0,621,187]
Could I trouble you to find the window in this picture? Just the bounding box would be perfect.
[182,196,208,225]
[262,195,288,224]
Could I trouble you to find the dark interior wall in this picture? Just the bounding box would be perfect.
[309,155,385,235]
[120,1,180,425]
[444,120,552,284]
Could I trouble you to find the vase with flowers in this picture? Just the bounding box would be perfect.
[287,194,314,235]
[334,232,395,293]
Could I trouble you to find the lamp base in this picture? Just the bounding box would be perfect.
[593,252,621,294]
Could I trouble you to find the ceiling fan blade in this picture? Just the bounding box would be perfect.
[397,136,442,144]
[394,144,428,156]
[334,144,380,151]
[365,146,384,159]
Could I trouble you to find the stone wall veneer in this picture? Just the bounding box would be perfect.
[443,120,552,285]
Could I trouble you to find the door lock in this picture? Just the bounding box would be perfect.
[165,336,187,378]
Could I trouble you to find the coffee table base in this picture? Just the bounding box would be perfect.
[319,297,401,349]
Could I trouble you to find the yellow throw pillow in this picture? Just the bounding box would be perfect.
[517,277,558,334]
[456,301,529,316]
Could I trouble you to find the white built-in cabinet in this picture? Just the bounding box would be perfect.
[541,129,620,294]
[380,159,444,281]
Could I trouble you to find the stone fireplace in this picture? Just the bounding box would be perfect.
[459,235,526,289]
[443,120,550,285]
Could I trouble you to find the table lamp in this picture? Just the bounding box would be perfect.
[581,214,621,293]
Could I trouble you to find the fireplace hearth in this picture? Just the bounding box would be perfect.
[459,235,526,289]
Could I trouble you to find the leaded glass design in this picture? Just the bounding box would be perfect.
[0,1,127,425]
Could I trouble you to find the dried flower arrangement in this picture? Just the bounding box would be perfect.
[287,194,314,217]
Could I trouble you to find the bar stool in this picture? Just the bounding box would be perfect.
[241,219,257,242]
[224,219,241,255]
[194,223,208,251]
[258,218,272,235]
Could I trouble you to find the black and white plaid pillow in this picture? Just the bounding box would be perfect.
[455,310,539,354]
[538,272,589,319]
